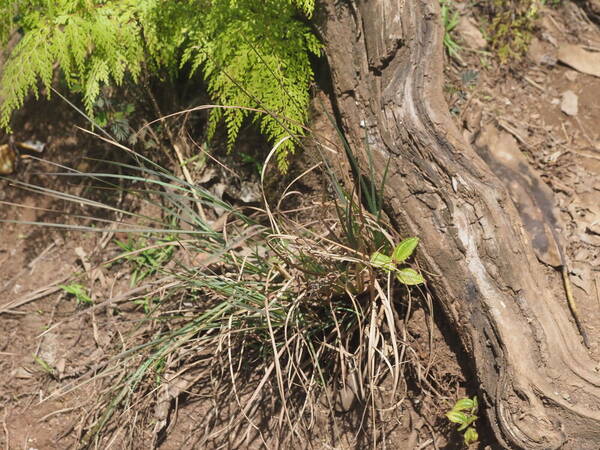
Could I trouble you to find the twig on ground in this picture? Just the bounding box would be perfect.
[0,242,56,295]
[498,119,531,150]
[0,275,71,314]
[562,266,590,348]
[523,76,545,92]
[595,276,600,309]
[173,142,207,222]
[2,408,9,450]
[575,116,595,147]
[38,406,83,423]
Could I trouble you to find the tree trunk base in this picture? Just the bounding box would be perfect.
[317,0,600,447]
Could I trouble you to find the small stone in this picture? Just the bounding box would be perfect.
[565,70,578,81]
[542,32,558,47]
[561,90,578,116]
[588,223,600,236]
[540,54,557,66]
[528,37,556,66]
[455,16,487,50]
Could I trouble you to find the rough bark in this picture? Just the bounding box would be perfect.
[317,0,600,448]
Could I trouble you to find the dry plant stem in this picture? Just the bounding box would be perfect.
[595,276,600,309]
[173,142,207,222]
[0,242,55,295]
[561,265,590,347]
[0,274,71,314]
[318,0,600,448]
[143,82,207,221]
[2,408,8,450]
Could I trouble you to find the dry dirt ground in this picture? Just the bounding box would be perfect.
[1,2,600,449]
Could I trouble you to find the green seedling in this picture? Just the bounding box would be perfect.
[133,296,159,315]
[60,283,93,305]
[440,0,462,59]
[115,235,176,286]
[370,237,425,285]
[32,353,55,376]
[239,152,264,175]
[446,396,479,445]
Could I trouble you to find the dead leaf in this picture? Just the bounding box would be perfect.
[12,367,33,379]
[151,372,199,449]
[588,223,600,236]
[565,70,578,81]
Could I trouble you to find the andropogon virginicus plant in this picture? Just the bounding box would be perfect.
[1,114,437,447]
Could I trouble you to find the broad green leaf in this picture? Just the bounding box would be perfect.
[391,237,419,263]
[472,395,478,412]
[370,251,394,271]
[453,398,474,412]
[445,410,468,424]
[464,427,479,445]
[457,415,477,431]
[395,268,425,285]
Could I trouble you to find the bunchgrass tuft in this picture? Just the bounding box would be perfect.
[1,112,436,448]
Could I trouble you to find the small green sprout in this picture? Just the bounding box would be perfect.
[60,283,93,305]
[370,237,425,285]
[115,235,176,286]
[440,0,462,59]
[446,396,479,445]
[32,353,55,376]
[133,296,159,314]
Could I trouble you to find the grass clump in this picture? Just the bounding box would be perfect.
[115,234,177,286]
[61,283,93,306]
[3,121,434,446]
[440,0,463,59]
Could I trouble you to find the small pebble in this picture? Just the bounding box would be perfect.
[561,90,578,116]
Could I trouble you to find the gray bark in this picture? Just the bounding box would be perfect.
[317,0,600,448]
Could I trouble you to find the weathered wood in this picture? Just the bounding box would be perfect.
[317,0,600,448]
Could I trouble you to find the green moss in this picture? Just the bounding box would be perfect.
[488,0,539,61]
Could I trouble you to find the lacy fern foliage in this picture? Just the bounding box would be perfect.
[0,0,319,169]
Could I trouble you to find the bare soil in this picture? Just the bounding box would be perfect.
[1,2,600,449]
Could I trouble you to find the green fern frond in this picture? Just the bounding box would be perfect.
[183,0,320,170]
[0,0,18,44]
[0,1,145,128]
[0,0,320,170]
